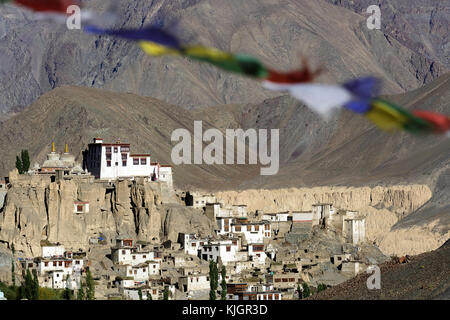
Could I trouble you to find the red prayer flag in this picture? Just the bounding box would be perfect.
[14,0,80,13]
[412,110,450,133]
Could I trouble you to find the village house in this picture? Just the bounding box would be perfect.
[231,220,271,244]
[111,239,162,266]
[179,233,210,256]
[20,245,85,290]
[179,272,210,293]
[198,239,242,265]
[248,243,267,265]
[122,285,161,300]
[342,213,366,245]
[270,272,302,290]
[262,212,289,222]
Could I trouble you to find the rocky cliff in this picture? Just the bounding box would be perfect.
[0,171,215,257]
[214,184,449,256]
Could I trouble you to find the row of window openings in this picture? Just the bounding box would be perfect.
[274,278,296,282]
[44,261,81,267]
[105,147,130,153]
[233,225,269,232]
[106,158,147,167]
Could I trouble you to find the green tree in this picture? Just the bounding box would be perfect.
[11,243,15,287]
[64,276,72,300]
[220,266,227,300]
[209,260,218,300]
[163,287,169,300]
[297,284,303,300]
[302,283,310,299]
[24,269,33,300]
[85,269,95,300]
[11,260,15,286]
[21,150,30,173]
[317,283,328,293]
[15,156,23,174]
[77,281,85,300]
[138,288,143,300]
[32,270,39,300]
[147,292,152,300]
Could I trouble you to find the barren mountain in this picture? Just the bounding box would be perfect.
[326,0,450,69]
[0,73,448,189]
[0,73,448,256]
[309,239,450,300]
[0,0,447,115]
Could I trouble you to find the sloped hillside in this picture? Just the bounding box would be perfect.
[0,0,447,114]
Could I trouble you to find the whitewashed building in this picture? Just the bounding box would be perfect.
[343,216,366,245]
[85,138,172,183]
[42,246,65,258]
[179,233,209,256]
[180,273,210,293]
[292,211,313,223]
[198,239,241,265]
[248,244,267,265]
[231,221,271,244]
[262,212,289,222]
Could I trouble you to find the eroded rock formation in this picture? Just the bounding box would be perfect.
[0,174,214,257]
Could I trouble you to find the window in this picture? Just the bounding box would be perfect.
[76,261,80,265]
[274,294,279,299]
[122,160,127,167]
[132,255,136,260]
[226,246,231,252]
[121,146,130,152]
[235,226,241,232]
[143,255,146,259]
[53,262,56,267]
[45,262,48,267]
[106,147,111,153]
[59,261,63,266]
[140,158,147,165]
[106,153,112,160]
[114,147,118,153]
[289,278,295,282]
[192,243,197,247]
[122,250,125,254]
[133,158,139,165]
[107,160,111,167]
[121,153,127,160]
[77,205,83,213]
[254,225,259,231]
[115,162,118,166]
[224,226,229,232]
[143,269,146,272]
[265,224,270,230]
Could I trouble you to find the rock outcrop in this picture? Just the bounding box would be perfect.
[0,175,214,257]
[214,184,447,256]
